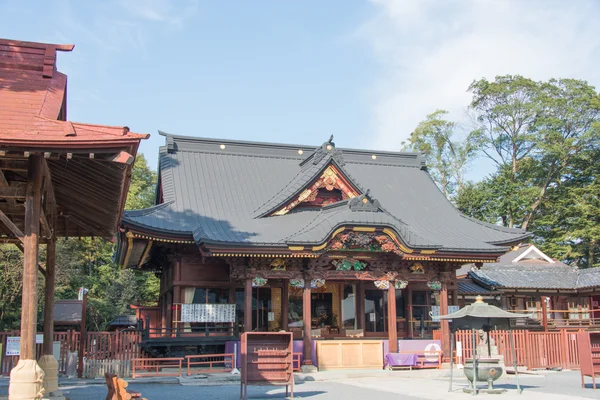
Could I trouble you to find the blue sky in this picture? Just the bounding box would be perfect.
[2,0,600,177]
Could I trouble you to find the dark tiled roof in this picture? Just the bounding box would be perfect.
[108,314,137,327]
[457,279,498,294]
[123,134,531,253]
[577,268,600,289]
[469,264,579,290]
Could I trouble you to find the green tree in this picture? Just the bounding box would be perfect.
[0,152,161,331]
[406,110,476,199]
[467,75,600,229]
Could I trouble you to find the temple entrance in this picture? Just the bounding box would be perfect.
[312,293,333,327]
[365,290,386,333]
[253,287,271,331]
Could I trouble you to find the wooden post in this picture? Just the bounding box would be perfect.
[19,154,42,360]
[302,284,312,365]
[39,236,60,394]
[42,238,56,355]
[440,281,450,360]
[9,154,44,400]
[451,290,458,306]
[281,280,289,331]
[407,286,414,338]
[77,291,87,378]
[357,281,365,330]
[244,277,252,332]
[541,296,549,332]
[387,283,398,353]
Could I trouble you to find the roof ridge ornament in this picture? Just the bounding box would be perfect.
[349,189,381,211]
[312,134,345,166]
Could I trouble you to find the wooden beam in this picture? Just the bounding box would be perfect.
[0,169,17,208]
[41,159,56,215]
[40,209,52,239]
[0,208,24,242]
[0,186,26,199]
[0,159,28,171]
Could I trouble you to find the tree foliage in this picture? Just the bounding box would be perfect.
[0,154,160,331]
[406,110,476,199]
[409,75,600,268]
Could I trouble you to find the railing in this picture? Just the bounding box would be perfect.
[186,353,234,375]
[142,325,238,341]
[451,329,584,369]
[131,357,184,378]
[508,308,600,328]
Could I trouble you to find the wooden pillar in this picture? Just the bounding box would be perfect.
[357,281,365,330]
[407,286,414,338]
[451,290,458,306]
[20,154,42,360]
[302,285,312,364]
[42,238,56,356]
[387,283,398,353]
[161,295,167,330]
[173,285,181,332]
[440,282,450,360]
[244,277,252,332]
[281,280,289,331]
[541,296,549,332]
[166,291,173,330]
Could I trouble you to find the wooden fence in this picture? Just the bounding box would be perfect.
[1,330,141,378]
[435,329,584,369]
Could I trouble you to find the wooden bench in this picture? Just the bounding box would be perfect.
[105,373,147,400]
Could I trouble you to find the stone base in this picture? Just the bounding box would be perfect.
[300,364,318,373]
[8,359,45,400]
[37,356,59,395]
[463,388,506,394]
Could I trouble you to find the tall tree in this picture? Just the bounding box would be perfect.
[406,110,476,199]
[467,75,600,229]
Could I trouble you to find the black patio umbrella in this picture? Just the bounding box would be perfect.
[440,296,533,395]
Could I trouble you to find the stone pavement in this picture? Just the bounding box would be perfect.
[0,370,597,399]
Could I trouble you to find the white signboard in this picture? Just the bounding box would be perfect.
[268,312,275,322]
[6,337,20,356]
[431,305,460,322]
[180,303,236,323]
[36,334,43,344]
[369,312,376,322]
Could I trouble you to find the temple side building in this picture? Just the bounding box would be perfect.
[116,133,530,366]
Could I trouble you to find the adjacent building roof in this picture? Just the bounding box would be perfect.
[121,133,530,259]
[466,244,600,291]
[0,38,148,238]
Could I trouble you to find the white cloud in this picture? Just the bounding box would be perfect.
[115,0,199,29]
[360,0,600,151]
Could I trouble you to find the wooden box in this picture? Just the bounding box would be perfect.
[240,332,294,399]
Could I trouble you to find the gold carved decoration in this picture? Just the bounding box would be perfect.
[270,258,287,270]
[272,165,359,216]
[409,262,425,274]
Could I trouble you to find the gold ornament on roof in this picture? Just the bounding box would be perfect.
[270,258,287,270]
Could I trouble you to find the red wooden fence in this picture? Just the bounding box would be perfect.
[1,330,141,377]
[442,329,584,369]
